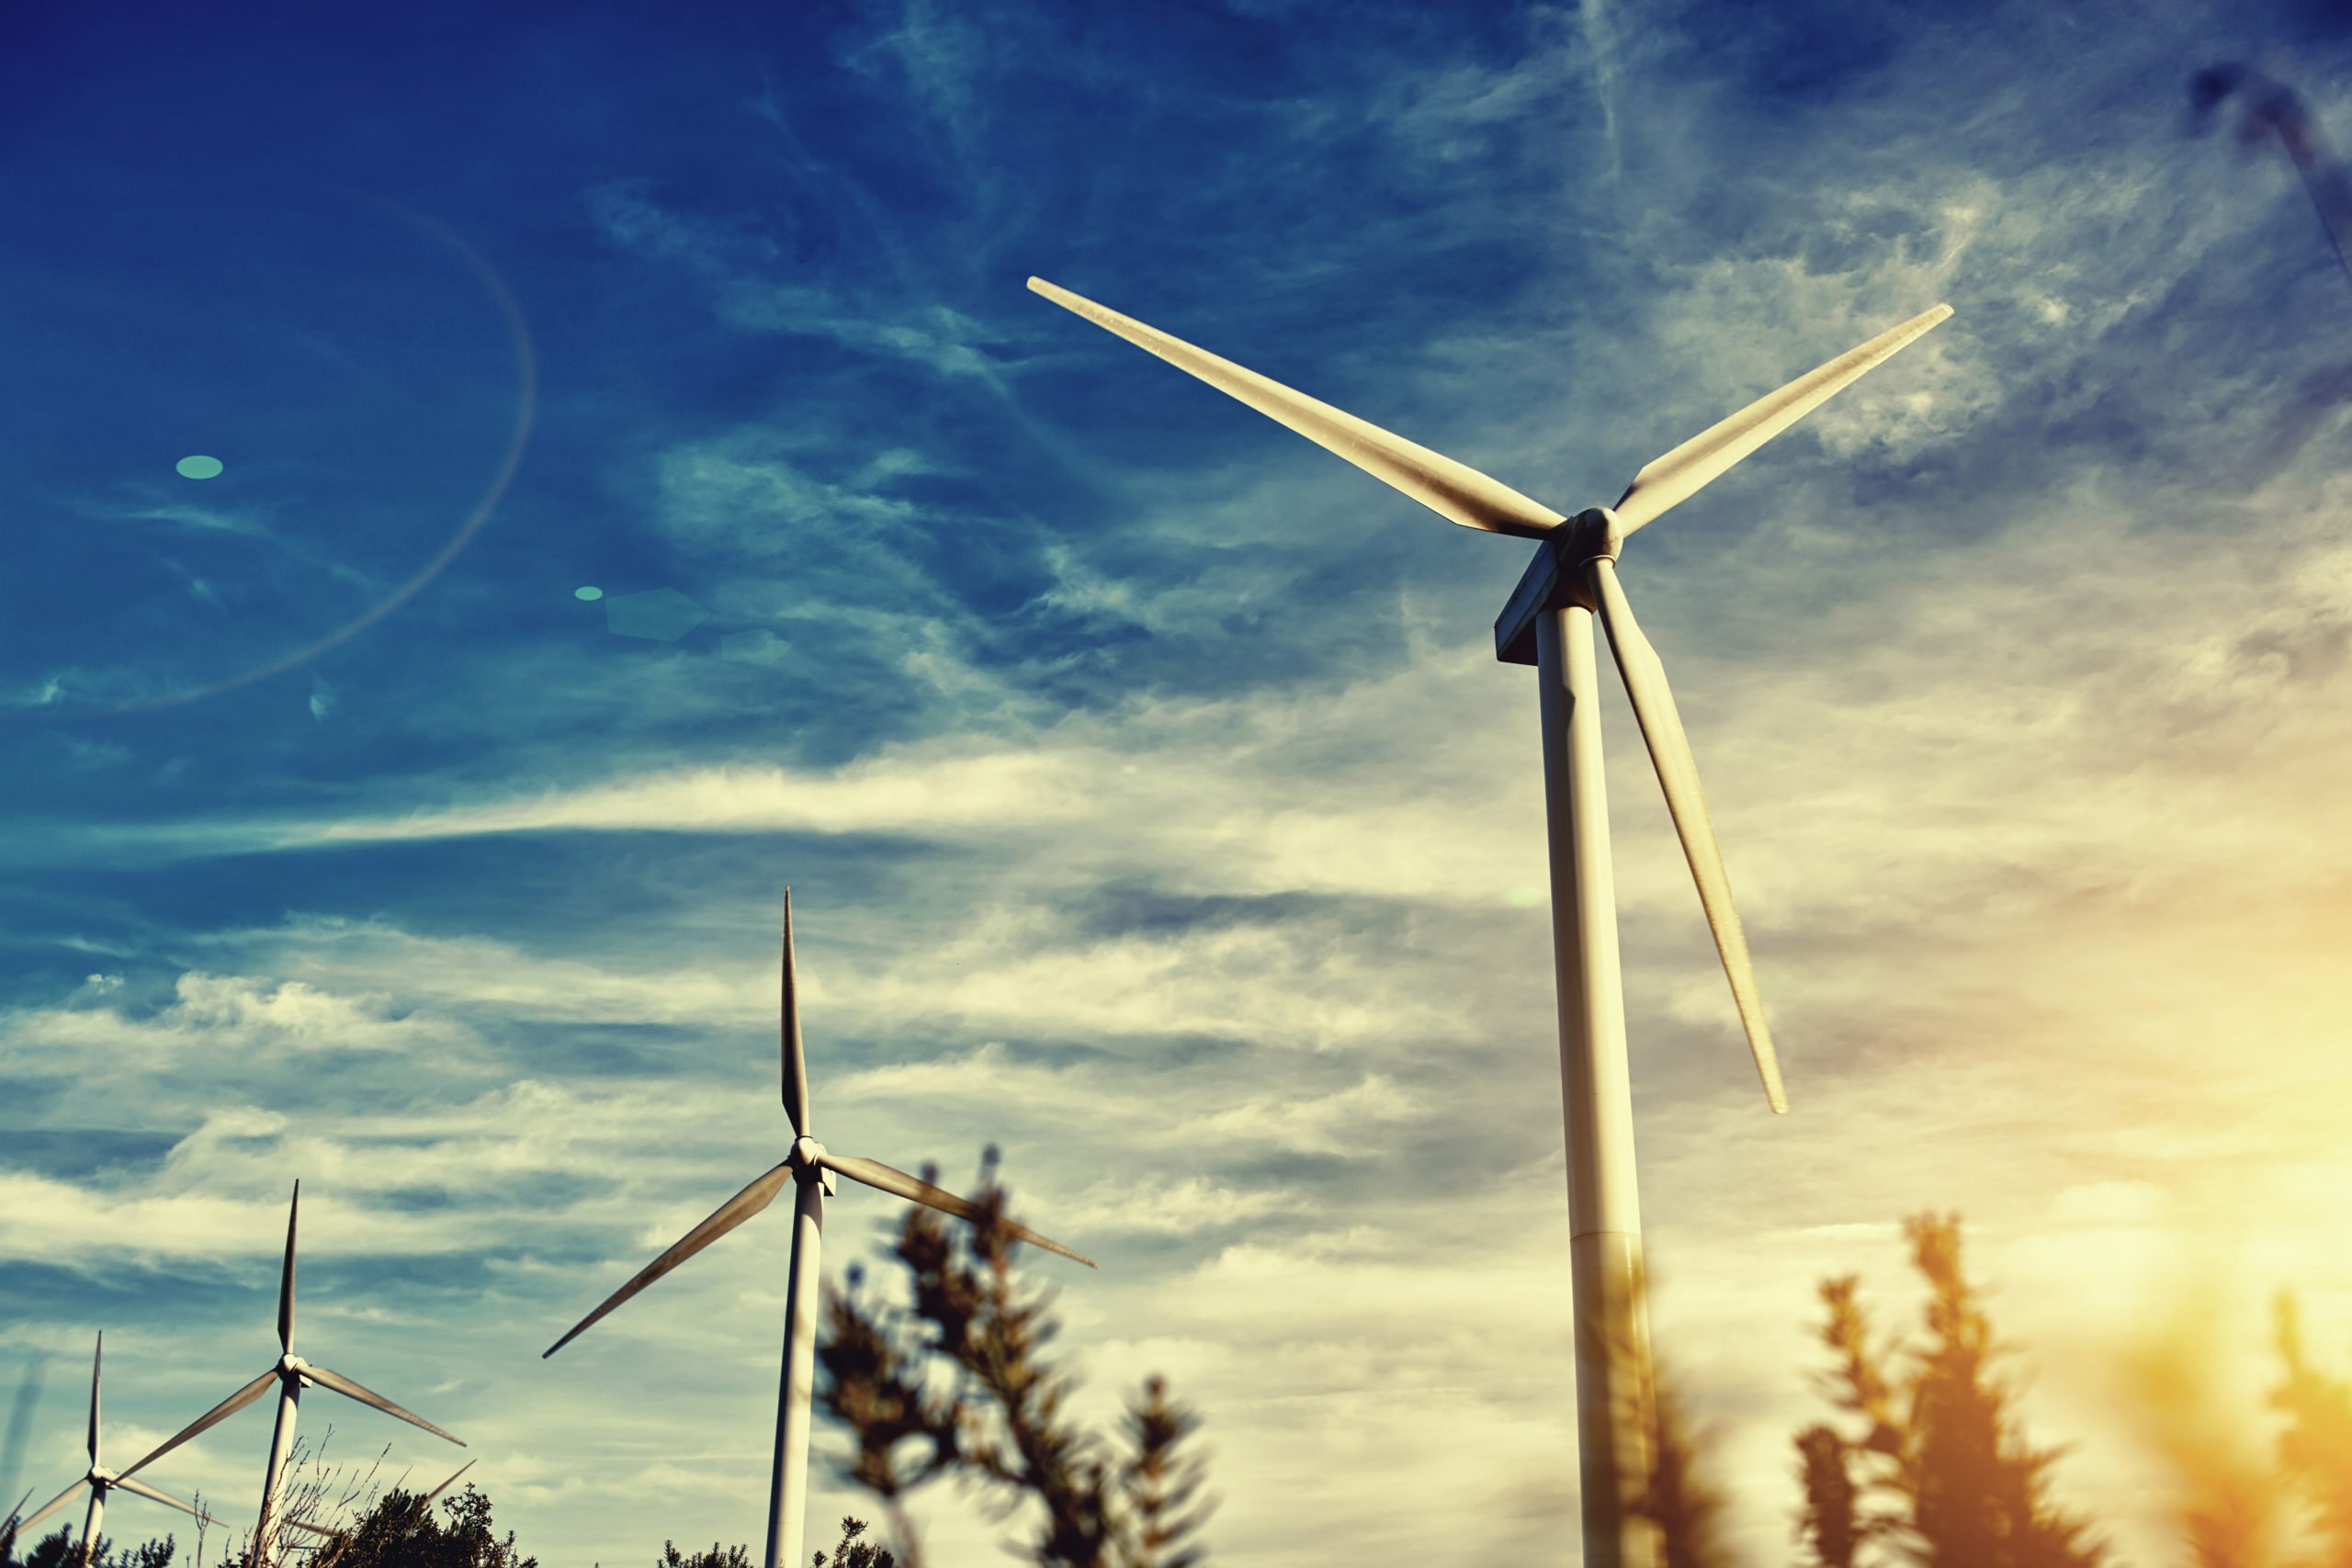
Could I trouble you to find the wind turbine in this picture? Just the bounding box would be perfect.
[112,1183,466,1568]
[13,1335,219,1562]
[1027,275,1950,1566]
[543,890,1096,1568]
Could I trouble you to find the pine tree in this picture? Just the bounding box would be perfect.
[1797,1214,2103,1568]
[809,1517,895,1568]
[1639,1379,1728,1568]
[0,1529,173,1568]
[1795,1423,1863,1568]
[818,1152,1210,1568]
[2273,1295,2352,1568]
[654,1543,751,1568]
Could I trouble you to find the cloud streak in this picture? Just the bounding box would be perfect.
[13,3,2352,1566]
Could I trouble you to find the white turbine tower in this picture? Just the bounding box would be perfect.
[13,1336,219,1561]
[543,891,1096,1568]
[114,1183,466,1568]
[1028,275,1950,1566]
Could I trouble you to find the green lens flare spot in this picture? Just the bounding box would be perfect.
[175,455,224,479]
[574,585,604,602]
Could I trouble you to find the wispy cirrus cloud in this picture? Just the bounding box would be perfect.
[14,2,2352,1566]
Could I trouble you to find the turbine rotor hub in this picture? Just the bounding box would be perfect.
[786,1135,837,1194]
[1559,507,1623,568]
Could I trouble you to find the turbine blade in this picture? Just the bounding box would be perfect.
[1611,303,1952,536]
[85,1335,99,1467]
[279,1180,300,1355]
[543,1161,797,1358]
[300,1365,463,1448]
[1588,558,1790,1112]
[819,1153,1097,1268]
[17,1479,88,1536]
[116,1371,277,1481]
[1028,276,1566,540]
[110,1475,219,1526]
[781,889,812,1138]
[280,1517,344,1540]
[424,1460,476,1504]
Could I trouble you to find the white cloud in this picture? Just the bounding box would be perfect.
[8,972,468,1077]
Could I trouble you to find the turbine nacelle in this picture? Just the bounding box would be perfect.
[1558,507,1626,569]
[1496,512,1625,663]
[786,1136,837,1195]
[1497,525,1612,666]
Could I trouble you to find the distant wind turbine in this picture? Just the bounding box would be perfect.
[13,1335,219,1560]
[113,1184,466,1568]
[544,890,1096,1568]
[1028,275,1950,1567]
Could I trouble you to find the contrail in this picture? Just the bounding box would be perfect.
[1580,0,1624,180]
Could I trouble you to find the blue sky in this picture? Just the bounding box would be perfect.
[9,1,2352,1562]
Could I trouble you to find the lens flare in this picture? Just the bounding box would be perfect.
[14,194,537,719]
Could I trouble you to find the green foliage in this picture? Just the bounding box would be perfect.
[819,1154,1211,1568]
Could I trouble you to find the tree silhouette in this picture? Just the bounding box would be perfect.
[650,1524,895,1568]
[1638,1376,1728,1568]
[296,1485,535,1568]
[654,1543,751,1568]
[808,1517,895,1568]
[818,1153,1210,1568]
[37,1207,2352,1568]
[0,1529,172,1568]
[2273,1295,2352,1567]
[1796,1422,1864,1568]
[1797,1214,2103,1568]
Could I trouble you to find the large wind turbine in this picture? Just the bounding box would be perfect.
[13,1335,218,1562]
[544,891,1096,1568]
[1028,276,1950,1567]
[114,1184,466,1568]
